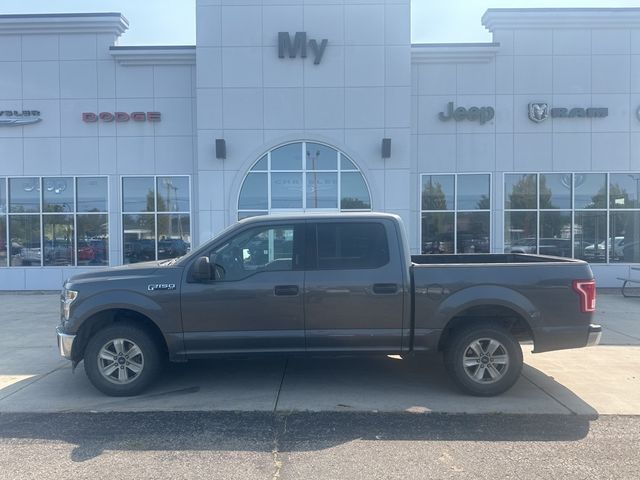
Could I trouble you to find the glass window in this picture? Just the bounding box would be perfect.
[505,211,537,254]
[306,172,338,209]
[316,222,389,270]
[43,177,73,212]
[157,176,190,212]
[158,215,191,260]
[457,212,490,253]
[341,155,357,170]
[422,175,454,210]
[239,173,268,211]
[251,155,268,171]
[341,172,371,210]
[0,216,6,267]
[457,175,490,210]
[271,172,303,209]
[122,177,155,213]
[505,174,537,209]
[122,176,191,264]
[540,211,572,257]
[271,143,301,170]
[610,211,640,263]
[9,215,41,266]
[422,174,490,255]
[610,174,640,209]
[575,173,606,209]
[9,178,40,213]
[238,143,371,219]
[77,177,108,212]
[421,212,454,254]
[306,143,337,171]
[43,214,74,266]
[574,211,607,263]
[2,176,108,268]
[540,173,572,210]
[77,215,109,266]
[212,225,295,281]
[123,214,156,264]
[0,178,6,214]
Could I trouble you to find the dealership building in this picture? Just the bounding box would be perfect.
[0,1,639,290]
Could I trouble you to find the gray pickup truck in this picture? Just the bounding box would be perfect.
[56,213,600,397]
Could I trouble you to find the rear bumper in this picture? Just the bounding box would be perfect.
[56,326,76,360]
[587,324,602,347]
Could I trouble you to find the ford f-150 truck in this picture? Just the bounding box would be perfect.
[56,213,601,397]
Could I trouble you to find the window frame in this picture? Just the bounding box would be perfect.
[237,141,372,220]
[0,175,110,268]
[120,175,192,264]
[420,173,493,255]
[503,172,640,264]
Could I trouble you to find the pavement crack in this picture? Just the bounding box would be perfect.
[272,357,289,413]
[521,370,578,415]
[271,414,288,480]
[0,363,68,403]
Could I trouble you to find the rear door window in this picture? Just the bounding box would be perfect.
[314,222,389,270]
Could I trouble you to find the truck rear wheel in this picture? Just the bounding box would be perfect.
[444,324,523,396]
[84,324,163,396]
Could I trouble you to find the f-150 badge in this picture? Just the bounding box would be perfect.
[147,284,176,291]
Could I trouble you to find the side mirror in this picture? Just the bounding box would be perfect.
[192,256,211,282]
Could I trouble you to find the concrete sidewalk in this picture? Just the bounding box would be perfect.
[0,292,638,415]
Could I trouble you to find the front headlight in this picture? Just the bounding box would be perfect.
[63,289,78,321]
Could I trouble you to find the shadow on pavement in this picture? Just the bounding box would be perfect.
[0,410,597,463]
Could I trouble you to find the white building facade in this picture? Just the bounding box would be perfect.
[0,3,639,289]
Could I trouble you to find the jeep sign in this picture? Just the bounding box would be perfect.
[438,102,495,125]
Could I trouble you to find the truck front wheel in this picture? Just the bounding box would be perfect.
[84,324,163,396]
[444,324,523,396]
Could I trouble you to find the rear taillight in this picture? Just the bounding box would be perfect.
[573,279,596,313]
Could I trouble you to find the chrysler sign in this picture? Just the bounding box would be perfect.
[0,110,42,126]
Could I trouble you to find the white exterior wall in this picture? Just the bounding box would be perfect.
[194,0,413,243]
[0,15,196,289]
[0,7,639,289]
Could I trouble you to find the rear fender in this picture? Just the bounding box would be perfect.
[433,285,541,333]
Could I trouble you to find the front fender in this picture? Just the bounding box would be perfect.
[69,289,165,331]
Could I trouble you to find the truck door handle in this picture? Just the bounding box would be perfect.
[373,283,398,294]
[274,285,299,296]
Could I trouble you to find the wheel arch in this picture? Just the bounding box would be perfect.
[433,285,539,352]
[71,308,168,363]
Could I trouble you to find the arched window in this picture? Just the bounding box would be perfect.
[237,142,371,220]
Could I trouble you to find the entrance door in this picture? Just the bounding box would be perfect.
[180,222,306,355]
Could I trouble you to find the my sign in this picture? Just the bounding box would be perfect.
[438,102,495,125]
[278,32,327,65]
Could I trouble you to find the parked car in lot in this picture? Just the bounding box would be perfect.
[506,237,572,257]
[57,213,600,397]
[157,238,190,260]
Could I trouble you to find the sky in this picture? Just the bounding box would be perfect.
[1,0,639,45]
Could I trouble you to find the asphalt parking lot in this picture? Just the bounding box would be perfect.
[0,291,638,415]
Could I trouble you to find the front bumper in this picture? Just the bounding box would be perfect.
[587,324,602,347]
[56,326,76,360]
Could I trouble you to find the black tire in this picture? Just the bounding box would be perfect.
[83,324,164,397]
[444,323,523,397]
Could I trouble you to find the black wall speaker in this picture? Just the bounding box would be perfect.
[215,139,226,159]
[381,138,391,159]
